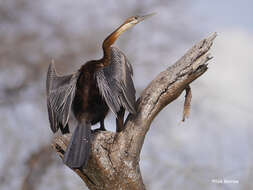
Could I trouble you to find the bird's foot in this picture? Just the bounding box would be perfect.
[92,127,106,133]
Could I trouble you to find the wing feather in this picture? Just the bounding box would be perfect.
[46,61,79,133]
[95,47,136,116]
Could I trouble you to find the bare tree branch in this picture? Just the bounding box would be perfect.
[52,32,217,190]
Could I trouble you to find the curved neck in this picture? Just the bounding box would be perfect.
[102,23,130,65]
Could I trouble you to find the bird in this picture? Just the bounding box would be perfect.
[46,13,155,169]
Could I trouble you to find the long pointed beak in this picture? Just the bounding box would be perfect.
[137,13,156,23]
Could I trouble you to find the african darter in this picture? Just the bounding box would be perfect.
[46,13,154,168]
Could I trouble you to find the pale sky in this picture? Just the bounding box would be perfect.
[191,0,253,32]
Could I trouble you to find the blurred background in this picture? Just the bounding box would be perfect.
[0,0,252,190]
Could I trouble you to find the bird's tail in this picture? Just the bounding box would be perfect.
[63,121,91,169]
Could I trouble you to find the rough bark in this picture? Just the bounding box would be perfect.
[52,33,217,190]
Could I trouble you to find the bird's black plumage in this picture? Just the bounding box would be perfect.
[46,62,79,134]
[96,47,136,116]
[46,47,136,168]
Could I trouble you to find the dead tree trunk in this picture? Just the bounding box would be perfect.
[52,33,217,190]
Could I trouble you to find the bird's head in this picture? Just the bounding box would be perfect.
[122,13,156,30]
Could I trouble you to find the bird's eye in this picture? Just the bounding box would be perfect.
[134,16,138,19]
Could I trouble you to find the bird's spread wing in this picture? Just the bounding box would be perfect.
[95,47,136,116]
[46,61,79,133]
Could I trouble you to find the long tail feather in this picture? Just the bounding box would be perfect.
[63,122,91,168]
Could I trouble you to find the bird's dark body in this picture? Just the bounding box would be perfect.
[63,61,110,168]
[46,47,136,168]
[72,61,109,125]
